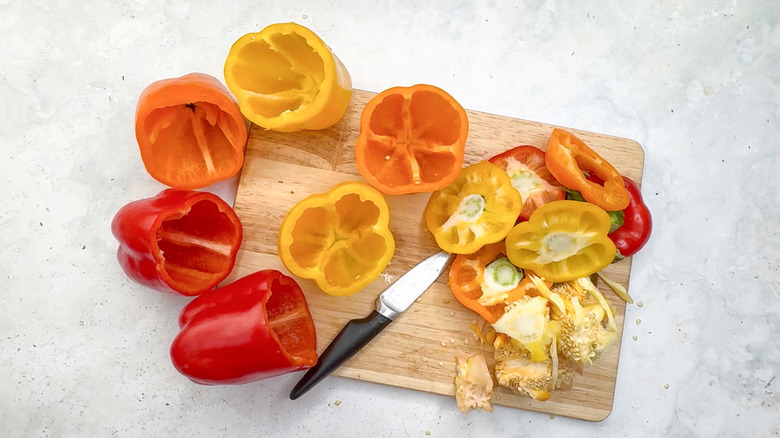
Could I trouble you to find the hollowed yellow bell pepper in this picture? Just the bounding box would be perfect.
[504,200,616,282]
[424,161,523,255]
[277,181,395,296]
[224,22,352,132]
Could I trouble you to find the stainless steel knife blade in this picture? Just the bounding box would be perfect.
[289,250,454,399]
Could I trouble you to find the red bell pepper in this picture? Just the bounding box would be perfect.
[111,189,243,296]
[585,174,652,259]
[170,270,318,385]
[488,145,565,222]
[609,176,652,258]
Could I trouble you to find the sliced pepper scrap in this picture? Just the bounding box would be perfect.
[504,200,616,282]
[355,84,469,195]
[224,22,352,132]
[277,181,395,296]
[135,73,248,189]
[448,242,536,323]
[545,128,630,211]
[424,161,523,255]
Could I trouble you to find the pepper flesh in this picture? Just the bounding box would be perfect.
[489,145,565,222]
[224,22,352,132]
[424,161,523,254]
[545,128,630,211]
[135,73,248,189]
[111,189,243,296]
[170,270,318,385]
[354,84,469,195]
[504,200,616,282]
[277,181,395,296]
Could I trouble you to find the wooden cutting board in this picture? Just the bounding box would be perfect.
[227,89,645,421]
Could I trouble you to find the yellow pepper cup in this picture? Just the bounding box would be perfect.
[224,22,353,132]
[277,181,396,296]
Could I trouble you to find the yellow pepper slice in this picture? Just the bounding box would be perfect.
[504,200,616,282]
[424,161,523,255]
[278,181,395,296]
[224,22,352,132]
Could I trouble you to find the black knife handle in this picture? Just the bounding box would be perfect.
[289,310,392,400]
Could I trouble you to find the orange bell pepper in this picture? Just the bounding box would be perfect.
[135,73,248,190]
[224,22,352,132]
[354,84,468,195]
[448,242,536,323]
[544,128,630,211]
[277,181,395,296]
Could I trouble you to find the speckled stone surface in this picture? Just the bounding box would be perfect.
[2,1,778,436]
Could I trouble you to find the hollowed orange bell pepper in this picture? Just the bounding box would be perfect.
[135,73,248,189]
[224,22,352,132]
[277,181,395,296]
[424,161,522,254]
[545,128,630,211]
[354,84,468,195]
[504,200,616,282]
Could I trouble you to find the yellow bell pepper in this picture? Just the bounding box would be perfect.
[504,200,616,282]
[424,161,523,255]
[224,22,352,132]
[277,181,395,296]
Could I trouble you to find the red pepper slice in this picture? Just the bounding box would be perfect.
[488,145,566,222]
[170,270,318,385]
[545,128,630,211]
[111,189,243,296]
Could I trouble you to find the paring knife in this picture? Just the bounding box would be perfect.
[289,250,455,400]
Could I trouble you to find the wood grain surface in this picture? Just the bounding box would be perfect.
[227,89,645,421]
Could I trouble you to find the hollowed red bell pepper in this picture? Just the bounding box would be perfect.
[111,189,243,296]
[170,270,318,385]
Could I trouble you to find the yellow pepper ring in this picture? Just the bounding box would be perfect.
[224,22,352,132]
[277,181,396,296]
[424,161,523,255]
[504,200,616,282]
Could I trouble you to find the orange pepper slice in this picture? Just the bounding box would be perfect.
[224,22,352,132]
[354,84,469,195]
[545,128,630,211]
[134,73,248,189]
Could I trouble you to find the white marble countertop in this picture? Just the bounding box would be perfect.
[2,1,778,436]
